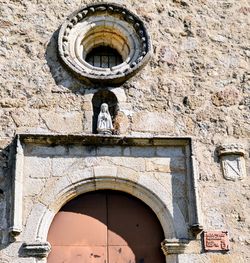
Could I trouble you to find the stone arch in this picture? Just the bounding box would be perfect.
[23,176,177,246]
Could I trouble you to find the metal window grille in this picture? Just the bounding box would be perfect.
[86,46,123,68]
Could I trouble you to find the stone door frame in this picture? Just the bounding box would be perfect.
[10,134,203,262]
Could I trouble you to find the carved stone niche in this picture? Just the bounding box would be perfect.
[92,89,118,134]
[218,144,247,181]
[58,2,152,85]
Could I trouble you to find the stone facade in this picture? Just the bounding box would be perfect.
[0,0,249,263]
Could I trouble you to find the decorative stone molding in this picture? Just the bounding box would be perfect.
[217,144,246,156]
[161,239,188,255]
[22,242,51,258]
[190,223,204,237]
[58,2,152,85]
[218,144,247,181]
[9,136,23,237]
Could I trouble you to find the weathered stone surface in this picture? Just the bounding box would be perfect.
[132,112,175,133]
[24,157,51,178]
[94,166,117,177]
[11,109,39,128]
[24,178,46,197]
[40,111,83,133]
[113,111,130,135]
[159,46,178,65]
[25,145,67,156]
[146,157,186,173]
[211,88,240,107]
[183,95,204,110]
[0,0,249,262]
[0,97,27,108]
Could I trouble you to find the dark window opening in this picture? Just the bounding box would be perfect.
[85,46,123,68]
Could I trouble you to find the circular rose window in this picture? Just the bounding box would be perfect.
[58,3,152,85]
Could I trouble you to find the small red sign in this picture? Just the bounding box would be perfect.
[204,231,229,251]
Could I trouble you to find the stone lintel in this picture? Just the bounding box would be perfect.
[22,242,51,258]
[217,144,246,157]
[17,133,191,147]
[161,239,188,255]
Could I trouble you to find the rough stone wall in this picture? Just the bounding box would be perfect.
[0,0,249,262]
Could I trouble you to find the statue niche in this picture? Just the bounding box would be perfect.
[92,90,118,134]
[97,103,114,135]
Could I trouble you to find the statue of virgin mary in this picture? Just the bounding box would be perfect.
[97,103,114,135]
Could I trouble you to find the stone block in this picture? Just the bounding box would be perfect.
[146,157,186,173]
[156,147,185,157]
[51,157,80,177]
[96,146,122,156]
[24,157,51,178]
[95,177,117,190]
[131,112,174,133]
[109,157,146,172]
[11,109,39,127]
[111,87,127,102]
[0,97,27,108]
[22,202,48,242]
[94,166,117,177]
[183,95,204,110]
[24,178,46,196]
[68,145,97,156]
[39,176,73,207]
[138,175,167,198]
[83,157,99,167]
[117,166,139,182]
[123,147,131,156]
[113,111,129,135]
[40,111,83,133]
[130,146,156,157]
[211,87,240,107]
[152,172,173,190]
[83,111,93,132]
[25,145,67,156]
[82,101,92,111]
[68,168,93,184]
[146,158,171,173]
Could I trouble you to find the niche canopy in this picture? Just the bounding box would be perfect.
[58,2,152,85]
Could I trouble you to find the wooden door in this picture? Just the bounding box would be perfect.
[47,191,165,263]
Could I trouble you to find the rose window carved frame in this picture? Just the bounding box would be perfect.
[58,2,152,85]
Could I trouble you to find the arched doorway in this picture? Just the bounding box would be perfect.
[47,190,165,263]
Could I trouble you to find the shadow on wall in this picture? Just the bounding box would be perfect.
[0,140,17,259]
[45,29,91,93]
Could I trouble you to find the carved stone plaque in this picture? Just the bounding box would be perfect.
[220,155,246,181]
[218,144,246,181]
[204,231,229,251]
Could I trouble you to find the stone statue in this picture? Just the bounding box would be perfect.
[97,103,114,135]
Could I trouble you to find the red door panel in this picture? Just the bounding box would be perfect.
[107,191,165,263]
[47,191,165,263]
[48,246,107,263]
[108,246,136,263]
[48,212,107,246]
